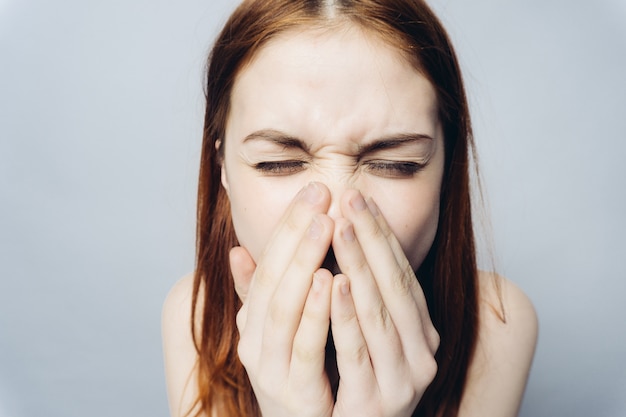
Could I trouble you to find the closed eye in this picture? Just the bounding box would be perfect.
[364,160,425,178]
[253,160,307,175]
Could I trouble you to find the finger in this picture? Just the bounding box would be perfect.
[341,190,416,299]
[332,217,399,342]
[230,246,256,304]
[364,198,405,268]
[289,268,333,393]
[340,190,438,354]
[239,183,330,365]
[364,196,426,312]
[333,202,438,406]
[332,218,406,382]
[330,274,377,399]
[251,182,330,293]
[365,196,440,353]
[260,214,333,370]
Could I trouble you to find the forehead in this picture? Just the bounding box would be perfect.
[226,24,440,148]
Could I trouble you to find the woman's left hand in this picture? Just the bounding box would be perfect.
[329,189,440,417]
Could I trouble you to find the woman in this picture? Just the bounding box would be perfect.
[162,0,538,416]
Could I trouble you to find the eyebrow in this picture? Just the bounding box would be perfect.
[243,129,310,152]
[357,133,434,155]
[242,129,433,156]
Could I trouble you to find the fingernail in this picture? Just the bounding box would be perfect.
[341,279,350,296]
[308,215,323,239]
[303,182,323,205]
[350,192,367,211]
[342,224,355,241]
[366,198,379,217]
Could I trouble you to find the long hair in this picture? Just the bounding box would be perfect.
[191,1,479,416]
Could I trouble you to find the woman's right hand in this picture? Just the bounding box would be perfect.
[230,182,335,417]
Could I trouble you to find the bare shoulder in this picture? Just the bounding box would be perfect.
[476,271,538,342]
[162,274,198,347]
[162,273,203,417]
[459,272,538,417]
[163,273,195,321]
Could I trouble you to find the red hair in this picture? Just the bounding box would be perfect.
[191,1,479,416]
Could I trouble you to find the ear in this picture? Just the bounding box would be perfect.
[220,164,229,194]
[216,139,230,194]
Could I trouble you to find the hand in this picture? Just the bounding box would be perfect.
[329,190,440,417]
[230,182,336,417]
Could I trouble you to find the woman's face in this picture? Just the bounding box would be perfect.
[221,25,444,272]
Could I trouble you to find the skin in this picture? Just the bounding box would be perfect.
[222,25,444,272]
[162,22,538,417]
[221,25,441,417]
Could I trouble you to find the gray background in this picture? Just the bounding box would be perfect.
[0,0,624,416]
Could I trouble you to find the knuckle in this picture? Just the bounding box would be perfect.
[290,253,310,273]
[301,301,322,322]
[236,307,247,331]
[415,355,438,387]
[338,306,357,323]
[391,384,419,411]
[378,220,393,239]
[428,326,441,353]
[342,343,370,366]
[268,300,290,325]
[255,368,279,395]
[424,356,438,383]
[345,255,369,277]
[253,265,272,288]
[390,266,412,296]
[236,337,252,367]
[284,212,301,234]
[367,301,392,330]
[292,341,318,363]
[365,218,383,239]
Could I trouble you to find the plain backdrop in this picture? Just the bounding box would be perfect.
[1,0,625,416]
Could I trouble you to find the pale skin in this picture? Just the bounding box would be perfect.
[162,24,538,417]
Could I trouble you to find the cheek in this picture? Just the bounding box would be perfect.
[228,181,300,262]
[377,190,440,270]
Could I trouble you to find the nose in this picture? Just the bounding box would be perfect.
[311,162,359,220]
[325,179,351,221]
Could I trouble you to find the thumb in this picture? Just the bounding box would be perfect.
[229,246,256,303]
